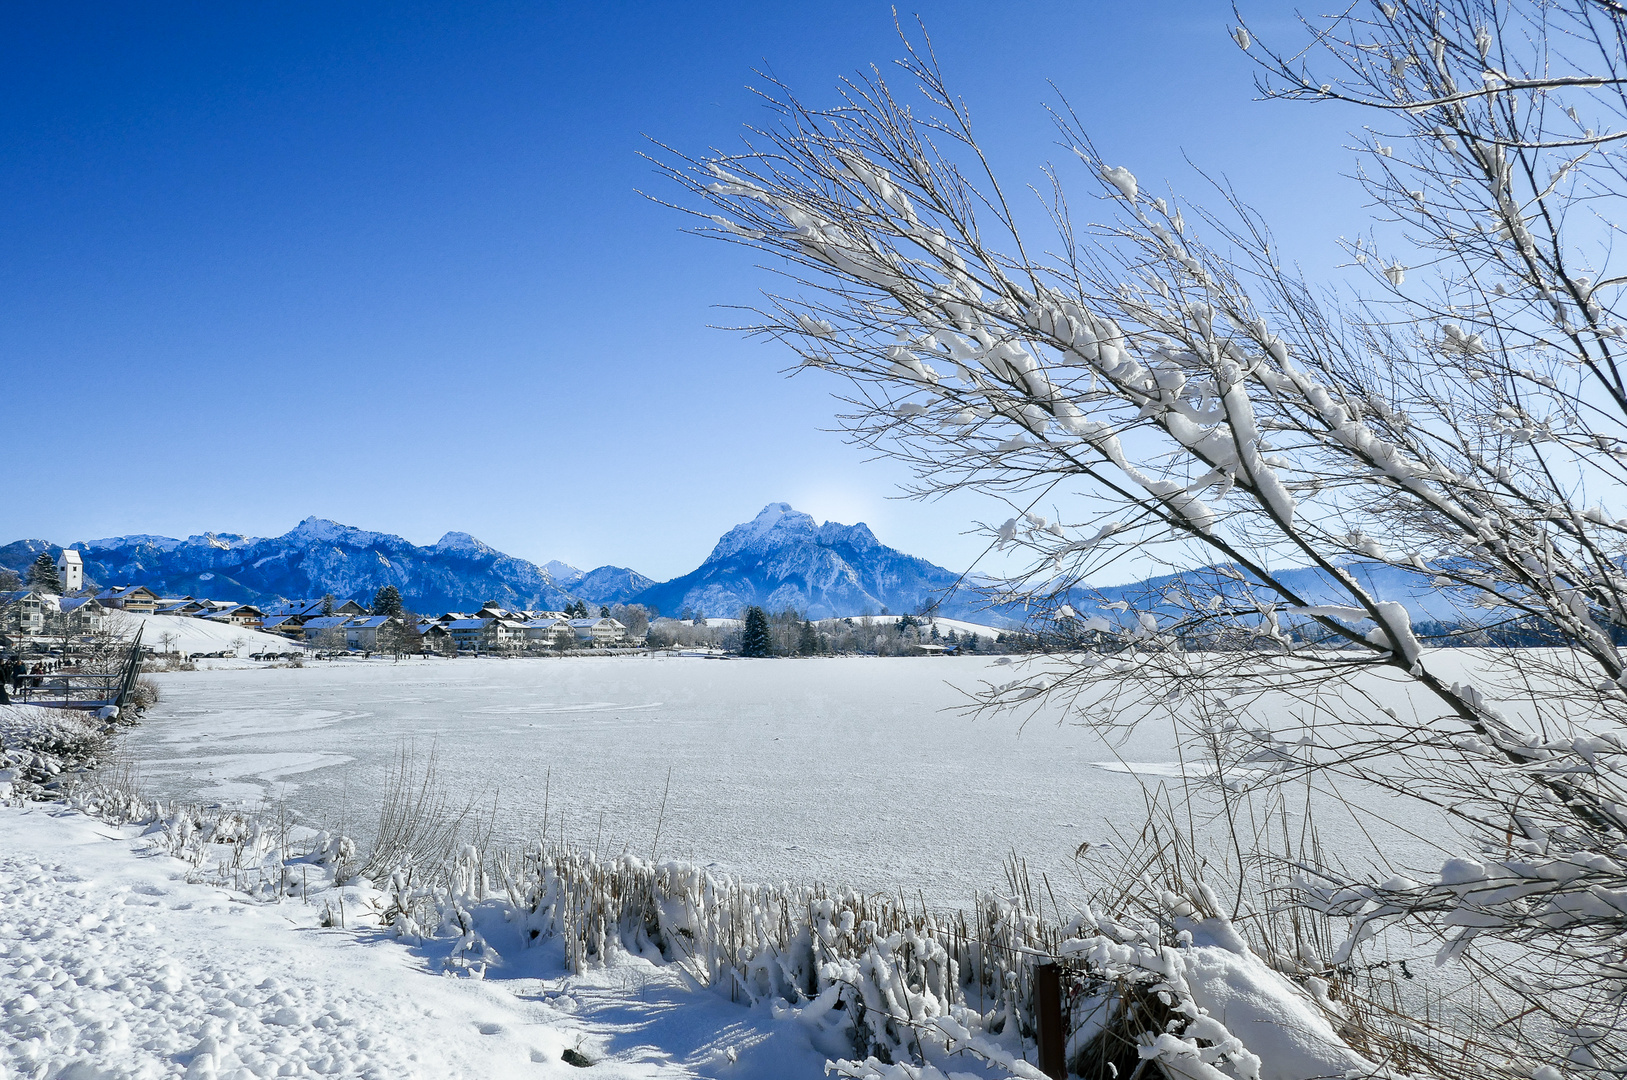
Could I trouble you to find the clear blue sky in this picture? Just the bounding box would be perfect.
[2,2,1367,580]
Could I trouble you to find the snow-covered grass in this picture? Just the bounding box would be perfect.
[0,703,112,801]
[0,801,836,1078]
[23,754,1387,1080]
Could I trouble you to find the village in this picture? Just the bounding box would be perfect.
[0,548,634,657]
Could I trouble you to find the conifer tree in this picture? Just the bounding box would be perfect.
[27,553,62,594]
[321,594,335,615]
[740,606,772,657]
[372,585,403,617]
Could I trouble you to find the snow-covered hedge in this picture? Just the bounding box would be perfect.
[0,703,111,801]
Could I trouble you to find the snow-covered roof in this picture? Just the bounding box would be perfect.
[56,549,82,566]
[96,585,157,601]
[442,619,488,630]
[346,616,390,628]
[299,616,352,630]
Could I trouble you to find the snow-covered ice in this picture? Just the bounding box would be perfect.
[119,655,1451,911]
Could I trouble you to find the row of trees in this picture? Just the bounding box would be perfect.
[731,605,999,656]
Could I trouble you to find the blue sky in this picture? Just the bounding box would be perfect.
[2,2,1369,581]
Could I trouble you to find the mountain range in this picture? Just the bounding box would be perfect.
[3,504,1475,628]
[0,504,990,621]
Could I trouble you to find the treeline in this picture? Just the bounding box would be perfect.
[649,606,1015,656]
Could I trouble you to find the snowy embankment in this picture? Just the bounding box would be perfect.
[111,611,304,656]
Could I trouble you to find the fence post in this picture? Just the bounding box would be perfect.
[1034,960,1066,1079]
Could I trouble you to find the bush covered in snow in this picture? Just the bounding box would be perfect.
[661,0,1627,1074]
[0,704,112,801]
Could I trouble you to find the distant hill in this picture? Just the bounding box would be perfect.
[0,519,640,614]
[630,503,988,621]
[1071,559,1473,630]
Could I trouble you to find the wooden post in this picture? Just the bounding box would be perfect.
[1034,961,1066,1079]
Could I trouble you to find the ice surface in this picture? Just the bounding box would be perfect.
[119,655,1458,911]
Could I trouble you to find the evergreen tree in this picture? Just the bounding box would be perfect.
[321,594,336,615]
[372,585,404,617]
[26,553,62,594]
[740,606,772,657]
[599,605,610,618]
[797,619,820,656]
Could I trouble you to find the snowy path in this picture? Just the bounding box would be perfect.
[0,806,828,1079]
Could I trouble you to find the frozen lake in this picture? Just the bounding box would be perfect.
[122,654,1451,910]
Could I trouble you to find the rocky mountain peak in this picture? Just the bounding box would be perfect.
[706,503,820,564]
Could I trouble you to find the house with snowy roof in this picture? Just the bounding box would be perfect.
[94,585,159,613]
[299,616,353,643]
[342,615,393,650]
[441,618,488,650]
[1,590,47,635]
[520,618,573,647]
[57,597,110,632]
[260,614,305,636]
[203,604,265,628]
[568,617,627,645]
[262,598,367,619]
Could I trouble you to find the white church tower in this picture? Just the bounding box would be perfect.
[56,548,83,593]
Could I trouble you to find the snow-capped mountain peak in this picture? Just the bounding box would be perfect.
[706,502,820,563]
[638,502,976,620]
[279,517,386,548]
[433,531,497,557]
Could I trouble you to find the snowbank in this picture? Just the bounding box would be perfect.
[110,611,304,656]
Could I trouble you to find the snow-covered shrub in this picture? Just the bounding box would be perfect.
[658,2,1627,1074]
[0,703,112,801]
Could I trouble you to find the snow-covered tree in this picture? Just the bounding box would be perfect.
[739,606,772,657]
[371,585,403,617]
[26,553,61,594]
[664,3,1627,1074]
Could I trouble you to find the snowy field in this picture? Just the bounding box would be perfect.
[118,654,1461,911]
[111,611,304,656]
